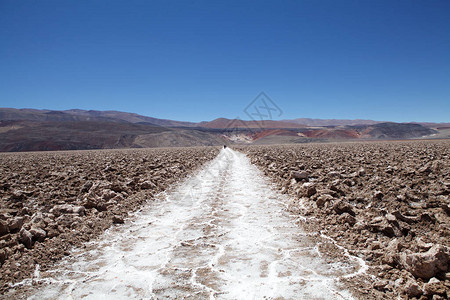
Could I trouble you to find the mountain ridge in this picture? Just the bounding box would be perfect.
[0,107,447,152]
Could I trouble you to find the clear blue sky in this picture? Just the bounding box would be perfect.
[1,1,449,122]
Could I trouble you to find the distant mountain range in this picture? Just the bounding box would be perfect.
[1,108,449,128]
[0,108,196,127]
[0,108,448,152]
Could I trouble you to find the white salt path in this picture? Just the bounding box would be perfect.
[28,148,365,299]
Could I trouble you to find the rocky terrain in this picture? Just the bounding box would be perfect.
[237,141,449,299]
[0,146,219,293]
[0,140,448,299]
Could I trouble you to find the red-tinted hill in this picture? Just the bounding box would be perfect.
[252,129,299,141]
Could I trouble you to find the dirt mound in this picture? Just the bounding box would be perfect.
[238,140,450,299]
[0,147,219,293]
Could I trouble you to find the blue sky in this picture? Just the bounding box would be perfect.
[1,1,449,122]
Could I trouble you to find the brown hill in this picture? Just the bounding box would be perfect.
[0,120,227,152]
[198,118,304,129]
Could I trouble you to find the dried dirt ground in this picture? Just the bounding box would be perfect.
[7,148,363,299]
[0,147,220,293]
[237,140,449,299]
